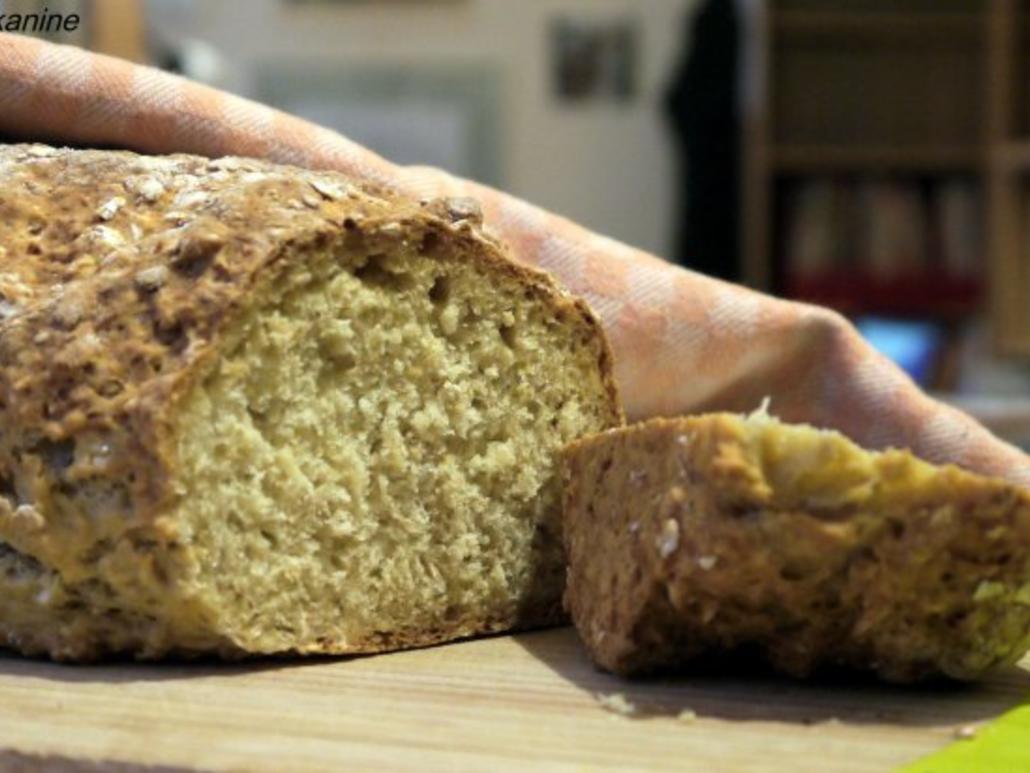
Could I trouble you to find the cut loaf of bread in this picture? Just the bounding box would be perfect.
[562,411,1030,682]
[0,144,622,661]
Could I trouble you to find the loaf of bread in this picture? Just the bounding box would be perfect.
[562,410,1030,682]
[0,144,622,661]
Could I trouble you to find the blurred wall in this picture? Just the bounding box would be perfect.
[149,0,697,258]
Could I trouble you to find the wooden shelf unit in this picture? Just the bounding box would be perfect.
[772,145,982,173]
[741,0,1030,353]
[772,9,982,37]
[984,0,1030,354]
[995,141,1030,169]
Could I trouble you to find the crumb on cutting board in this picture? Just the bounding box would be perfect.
[595,692,638,717]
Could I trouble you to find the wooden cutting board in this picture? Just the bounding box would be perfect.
[0,628,1026,772]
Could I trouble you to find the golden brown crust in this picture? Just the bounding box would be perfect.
[0,144,621,660]
[562,414,1030,682]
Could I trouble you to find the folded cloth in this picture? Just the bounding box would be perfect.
[1,32,1027,485]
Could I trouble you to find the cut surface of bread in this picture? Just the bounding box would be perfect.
[562,410,1030,682]
[0,145,622,660]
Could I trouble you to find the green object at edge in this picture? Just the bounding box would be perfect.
[903,704,1030,772]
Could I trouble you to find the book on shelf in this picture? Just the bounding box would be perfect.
[934,179,980,278]
[784,176,981,282]
[784,179,838,277]
[856,179,926,279]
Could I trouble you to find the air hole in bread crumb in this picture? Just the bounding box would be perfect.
[317,353,357,390]
[420,231,440,254]
[428,275,450,305]
[499,324,517,349]
[0,473,16,506]
[154,321,188,352]
[171,236,220,279]
[334,353,357,372]
[35,438,75,473]
[354,254,415,292]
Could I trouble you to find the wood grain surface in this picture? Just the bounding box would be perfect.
[0,628,1026,772]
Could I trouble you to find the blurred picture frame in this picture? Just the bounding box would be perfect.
[257,62,502,186]
[550,16,638,103]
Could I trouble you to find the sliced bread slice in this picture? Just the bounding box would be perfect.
[562,410,1030,682]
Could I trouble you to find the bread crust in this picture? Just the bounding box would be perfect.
[562,414,1030,682]
[0,144,621,660]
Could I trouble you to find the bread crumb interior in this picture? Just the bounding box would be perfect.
[172,236,613,652]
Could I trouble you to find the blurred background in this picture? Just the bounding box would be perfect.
[7,0,1030,446]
